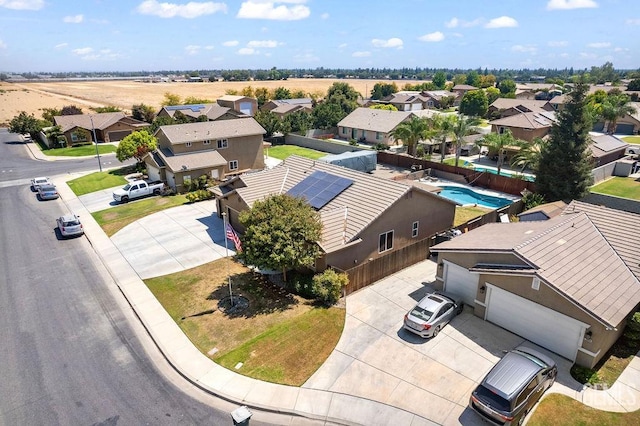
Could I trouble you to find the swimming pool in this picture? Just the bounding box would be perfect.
[438,185,514,209]
[473,166,535,182]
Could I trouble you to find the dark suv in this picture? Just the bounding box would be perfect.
[469,346,557,425]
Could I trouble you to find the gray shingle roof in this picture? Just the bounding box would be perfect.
[337,108,413,133]
[433,212,640,327]
[489,111,557,129]
[590,134,628,156]
[158,118,266,144]
[156,147,226,172]
[489,98,551,112]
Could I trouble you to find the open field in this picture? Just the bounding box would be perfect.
[0,78,426,125]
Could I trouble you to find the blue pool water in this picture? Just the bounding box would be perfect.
[473,166,535,182]
[438,185,513,209]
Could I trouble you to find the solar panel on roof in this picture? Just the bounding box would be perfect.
[165,104,205,112]
[286,171,353,210]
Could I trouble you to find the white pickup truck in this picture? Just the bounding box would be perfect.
[112,179,164,203]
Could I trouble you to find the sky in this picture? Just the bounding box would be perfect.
[0,0,638,73]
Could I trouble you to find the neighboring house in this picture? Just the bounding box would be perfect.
[514,83,563,100]
[488,99,554,119]
[217,95,258,116]
[421,90,458,108]
[593,102,640,135]
[517,200,567,222]
[489,111,557,142]
[144,118,266,192]
[431,200,640,368]
[337,107,413,145]
[451,84,479,100]
[213,155,457,273]
[262,98,313,113]
[156,103,248,121]
[379,93,428,111]
[589,134,628,166]
[547,94,566,112]
[53,112,149,146]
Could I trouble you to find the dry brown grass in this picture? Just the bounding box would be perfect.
[0,78,427,125]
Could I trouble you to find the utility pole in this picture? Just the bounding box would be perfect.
[89,114,102,172]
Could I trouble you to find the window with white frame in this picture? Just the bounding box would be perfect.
[217,139,228,149]
[412,221,419,238]
[379,230,394,253]
[203,140,211,145]
[376,132,382,140]
[229,160,238,170]
[185,141,192,147]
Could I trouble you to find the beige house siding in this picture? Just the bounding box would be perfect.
[490,125,549,142]
[337,125,392,145]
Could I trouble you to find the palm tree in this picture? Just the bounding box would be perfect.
[431,114,457,162]
[451,114,481,167]
[599,94,636,134]
[481,130,520,175]
[510,137,546,172]
[389,116,429,157]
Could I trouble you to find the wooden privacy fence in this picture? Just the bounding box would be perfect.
[334,237,434,296]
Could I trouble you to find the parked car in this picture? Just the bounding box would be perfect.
[56,214,84,238]
[403,290,463,338]
[31,176,52,191]
[37,184,59,200]
[112,179,164,203]
[469,346,557,426]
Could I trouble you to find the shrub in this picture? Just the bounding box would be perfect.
[374,143,387,151]
[311,269,348,306]
[570,364,600,385]
[349,139,358,146]
[185,189,212,203]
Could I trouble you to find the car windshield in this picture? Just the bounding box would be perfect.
[475,385,511,412]
[122,184,131,191]
[409,306,434,322]
[63,219,80,226]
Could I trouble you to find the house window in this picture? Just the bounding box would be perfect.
[203,140,211,145]
[499,126,506,134]
[185,142,192,147]
[341,127,346,134]
[412,221,419,238]
[229,160,238,171]
[376,132,382,140]
[379,230,394,253]
[532,277,540,290]
[217,139,228,149]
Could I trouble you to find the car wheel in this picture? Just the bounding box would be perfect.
[121,196,129,203]
[457,303,464,315]
[153,188,161,195]
[432,326,441,337]
[518,408,530,426]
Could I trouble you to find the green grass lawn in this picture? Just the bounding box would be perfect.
[442,157,474,168]
[454,206,492,227]
[529,393,640,426]
[43,144,117,157]
[67,170,129,196]
[266,145,327,160]
[92,194,188,236]
[591,177,640,200]
[622,136,640,144]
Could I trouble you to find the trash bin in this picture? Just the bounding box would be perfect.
[230,405,252,425]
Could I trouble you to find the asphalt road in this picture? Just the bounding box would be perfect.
[0,131,276,425]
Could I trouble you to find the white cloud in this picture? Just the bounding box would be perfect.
[72,47,94,55]
[512,44,537,53]
[63,15,84,23]
[371,37,403,48]
[0,0,44,10]
[320,12,329,19]
[204,45,214,50]
[136,0,227,19]
[247,40,278,48]
[445,17,458,28]
[580,52,598,59]
[614,47,629,52]
[237,47,257,55]
[185,45,201,55]
[237,1,310,21]
[55,42,68,49]
[485,16,518,28]
[587,42,610,48]
[222,40,239,47]
[626,18,640,25]
[338,43,347,49]
[445,17,481,28]
[352,51,371,57]
[418,31,444,42]
[548,40,568,47]
[293,52,319,62]
[546,0,598,10]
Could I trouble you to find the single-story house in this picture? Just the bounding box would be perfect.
[53,112,149,146]
[261,98,314,116]
[517,200,567,222]
[144,118,266,191]
[217,95,258,116]
[514,83,563,100]
[488,98,554,119]
[590,134,628,166]
[337,107,414,145]
[452,84,478,100]
[489,111,557,142]
[421,90,458,108]
[593,102,640,135]
[379,93,428,111]
[156,103,248,121]
[431,200,640,368]
[212,155,457,273]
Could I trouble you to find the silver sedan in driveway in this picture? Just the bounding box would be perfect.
[403,291,464,338]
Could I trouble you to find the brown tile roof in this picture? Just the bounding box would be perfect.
[159,103,247,120]
[337,108,413,133]
[489,111,556,129]
[221,155,451,253]
[590,134,628,157]
[433,213,640,327]
[54,112,131,132]
[489,98,551,112]
[158,118,266,144]
[156,147,226,172]
[518,201,567,220]
[452,84,478,91]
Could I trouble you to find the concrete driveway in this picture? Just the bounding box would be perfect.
[303,260,575,425]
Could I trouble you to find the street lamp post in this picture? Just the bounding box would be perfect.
[89,115,102,172]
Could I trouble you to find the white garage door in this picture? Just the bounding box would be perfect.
[486,285,586,360]
[443,262,478,306]
[147,165,161,183]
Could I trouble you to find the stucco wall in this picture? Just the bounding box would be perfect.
[285,133,370,154]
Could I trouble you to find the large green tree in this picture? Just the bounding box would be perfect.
[389,116,430,157]
[510,137,546,172]
[312,82,360,129]
[238,194,322,281]
[431,114,457,162]
[370,82,398,100]
[599,92,636,134]
[481,130,522,175]
[459,90,488,117]
[116,130,158,163]
[132,103,157,123]
[254,109,281,138]
[536,78,594,201]
[282,110,313,134]
[9,111,41,136]
[451,114,481,167]
[432,71,447,89]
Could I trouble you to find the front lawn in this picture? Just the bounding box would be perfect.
[67,170,129,196]
[144,259,345,386]
[591,177,640,200]
[43,144,117,157]
[529,393,640,426]
[92,194,188,236]
[266,145,327,160]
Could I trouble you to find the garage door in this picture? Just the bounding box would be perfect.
[592,122,605,132]
[147,165,161,182]
[486,285,586,360]
[615,123,635,135]
[443,262,478,306]
[108,130,132,142]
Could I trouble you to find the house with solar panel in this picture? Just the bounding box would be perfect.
[143,118,266,192]
[156,103,249,122]
[212,155,456,285]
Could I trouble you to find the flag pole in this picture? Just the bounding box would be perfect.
[222,212,234,306]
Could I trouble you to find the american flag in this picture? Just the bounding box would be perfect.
[225,223,242,252]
